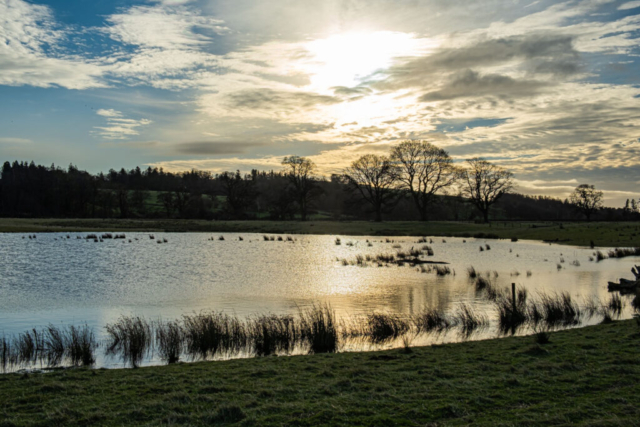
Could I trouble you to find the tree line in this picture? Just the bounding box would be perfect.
[0,141,634,222]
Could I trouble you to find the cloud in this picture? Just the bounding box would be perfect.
[223,88,339,111]
[173,141,265,155]
[96,109,123,118]
[93,109,152,140]
[0,0,105,89]
[147,156,285,173]
[419,69,550,101]
[0,137,31,144]
[618,1,640,10]
[375,33,579,91]
[104,4,227,49]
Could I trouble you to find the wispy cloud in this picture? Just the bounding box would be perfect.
[0,0,105,89]
[93,109,152,140]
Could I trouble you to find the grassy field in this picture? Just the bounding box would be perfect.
[0,319,638,426]
[1,218,639,247]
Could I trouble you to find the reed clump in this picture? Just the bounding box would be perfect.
[537,293,581,326]
[607,247,640,258]
[249,314,297,356]
[105,316,152,368]
[434,265,452,276]
[366,314,410,344]
[299,304,338,354]
[453,304,488,336]
[155,320,184,364]
[182,312,246,359]
[467,266,477,279]
[413,308,450,333]
[495,288,529,333]
[67,325,97,366]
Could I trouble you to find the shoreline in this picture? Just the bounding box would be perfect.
[1,218,640,247]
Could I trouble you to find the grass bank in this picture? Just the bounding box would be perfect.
[1,319,639,426]
[1,218,640,246]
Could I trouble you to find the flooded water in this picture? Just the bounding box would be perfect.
[0,232,638,369]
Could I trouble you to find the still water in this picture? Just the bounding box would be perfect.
[0,232,637,367]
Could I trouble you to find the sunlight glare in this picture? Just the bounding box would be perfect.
[302,31,434,91]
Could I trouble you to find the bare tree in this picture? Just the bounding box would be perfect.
[569,184,603,221]
[460,158,513,223]
[390,140,458,221]
[344,154,398,222]
[219,170,254,218]
[282,156,318,221]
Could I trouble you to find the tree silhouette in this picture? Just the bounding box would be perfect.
[460,158,513,223]
[569,184,603,221]
[344,154,398,222]
[282,156,318,221]
[390,140,457,221]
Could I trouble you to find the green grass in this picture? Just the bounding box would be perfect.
[1,218,640,246]
[1,319,639,426]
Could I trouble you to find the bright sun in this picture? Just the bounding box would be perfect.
[301,31,434,91]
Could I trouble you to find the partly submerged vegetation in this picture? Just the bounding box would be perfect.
[2,218,640,247]
[1,319,639,425]
[2,285,637,372]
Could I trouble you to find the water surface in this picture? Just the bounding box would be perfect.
[0,232,637,368]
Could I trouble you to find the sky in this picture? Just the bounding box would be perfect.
[0,0,639,206]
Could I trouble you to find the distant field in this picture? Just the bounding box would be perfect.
[1,319,639,426]
[0,218,639,247]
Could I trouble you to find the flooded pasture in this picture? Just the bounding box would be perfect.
[0,232,637,370]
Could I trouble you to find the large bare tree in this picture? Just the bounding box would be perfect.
[390,140,457,221]
[282,156,318,221]
[344,154,398,222]
[569,184,603,221]
[460,158,513,223]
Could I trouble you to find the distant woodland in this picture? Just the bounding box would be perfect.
[0,159,636,222]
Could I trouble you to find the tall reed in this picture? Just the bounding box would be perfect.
[366,313,410,344]
[105,316,152,368]
[155,320,184,364]
[299,304,338,354]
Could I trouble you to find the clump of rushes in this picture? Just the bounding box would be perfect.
[454,304,488,336]
[15,329,42,366]
[67,324,97,366]
[105,316,152,368]
[495,288,529,334]
[43,325,66,367]
[366,313,410,344]
[249,314,298,356]
[155,320,184,364]
[299,304,338,354]
[413,308,450,333]
[434,265,451,276]
[538,293,581,326]
[607,247,640,258]
[182,312,246,360]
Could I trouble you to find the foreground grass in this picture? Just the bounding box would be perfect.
[1,218,640,246]
[1,320,639,426]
